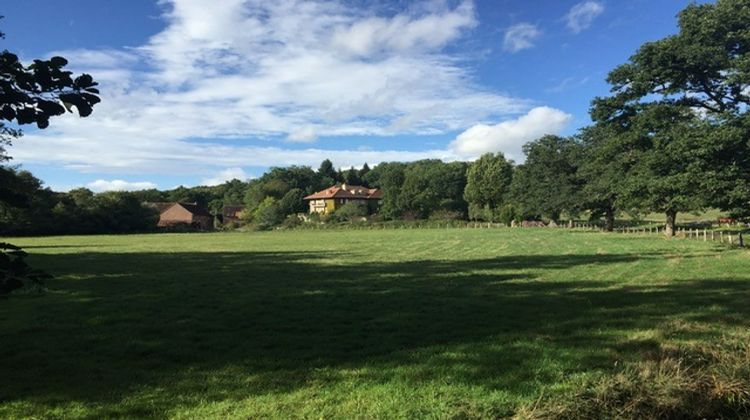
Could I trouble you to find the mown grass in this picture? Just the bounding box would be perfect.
[1,229,749,418]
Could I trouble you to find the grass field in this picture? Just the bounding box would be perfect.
[2,229,750,418]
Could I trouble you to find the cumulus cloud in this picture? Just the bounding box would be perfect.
[14,132,458,175]
[565,1,604,33]
[331,1,476,56]
[503,23,541,53]
[450,107,572,161]
[200,167,252,186]
[86,179,157,192]
[287,127,318,143]
[12,0,536,176]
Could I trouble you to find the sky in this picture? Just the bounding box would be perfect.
[2,0,705,192]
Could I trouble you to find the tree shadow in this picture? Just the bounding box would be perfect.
[1,250,749,416]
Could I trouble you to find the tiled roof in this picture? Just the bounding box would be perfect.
[304,184,382,200]
[172,202,212,217]
[146,202,177,212]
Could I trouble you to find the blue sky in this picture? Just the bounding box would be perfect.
[3,0,702,191]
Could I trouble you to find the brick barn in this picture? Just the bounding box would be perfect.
[156,202,213,230]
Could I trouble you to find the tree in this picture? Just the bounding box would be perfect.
[342,166,362,185]
[577,124,633,231]
[464,153,513,221]
[593,0,750,118]
[278,188,305,216]
[374,162,407,219]
[616,104,714,237]
[1,22,100,158]
[591,0,750,224]
[317,159,338,186]
[1,23,101,292]
[358,163,371,186]
[510,135,582,222]
[252,197,283,229]
[398,160,468,219]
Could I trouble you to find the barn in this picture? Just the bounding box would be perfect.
[156,202,213,230]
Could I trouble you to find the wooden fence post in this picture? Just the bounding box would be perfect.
[740,233,744,247]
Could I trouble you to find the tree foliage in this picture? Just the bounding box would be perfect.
[590,0,750,226]
[397,160,468,219]
[592,0,750,119]
[0,23,100,158]
[464,153,513,221]
[510,135,582,222]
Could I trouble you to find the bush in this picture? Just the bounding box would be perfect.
[329,202,367,223]
[0,243,50,295]
[282,214,303,229]
[497,204,516,226]
[468,203,492,221]
[429,210,463,221]
[252,197,283,228]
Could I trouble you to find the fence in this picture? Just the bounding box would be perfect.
[609,224,746,248]
[294,219,748,248]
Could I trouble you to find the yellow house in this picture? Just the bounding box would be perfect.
[303,183,382,215]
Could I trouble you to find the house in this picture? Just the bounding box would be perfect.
[303,183,382,214]
[147,202,177,213]
[156,202,213,230]
[222,205,245,223]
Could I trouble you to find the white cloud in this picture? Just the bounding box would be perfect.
[503,23,541,53]
[565,1,604,33]
[287,127,318,143]
[49,49,139,69]
[545,76,590,93]
[331,1,476,56]
[200,167,251,186]
[11,0,543,177]
[14,132,458,175]
[86,179,157,192]
[450,106,572,161]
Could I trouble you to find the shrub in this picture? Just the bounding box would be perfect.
[468,203,492,221]
[307,212,321,223]
[282,214,303,229]
[329,202,367,223]
[429,209,463,221]
[497,204,516,226]
[0,243,50,295]
[252,197,283,228]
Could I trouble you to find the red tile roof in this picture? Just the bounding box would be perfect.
[304,184,382,200]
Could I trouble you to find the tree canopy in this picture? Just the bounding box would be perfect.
[1,23,100,160]
[510,135,582,222]
[464,153,514,221]
[592,0,750,120]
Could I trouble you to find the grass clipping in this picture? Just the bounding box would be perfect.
[518,337,750,419]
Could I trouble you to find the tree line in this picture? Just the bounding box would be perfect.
[1,0,749,239]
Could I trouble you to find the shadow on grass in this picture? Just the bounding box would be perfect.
[1,250,749,415]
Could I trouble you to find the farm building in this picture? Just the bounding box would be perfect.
[155,202,213,230]
[303,183,382,215]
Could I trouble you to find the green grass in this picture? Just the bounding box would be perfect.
[1,229,749,418]
[623,208,728,223]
